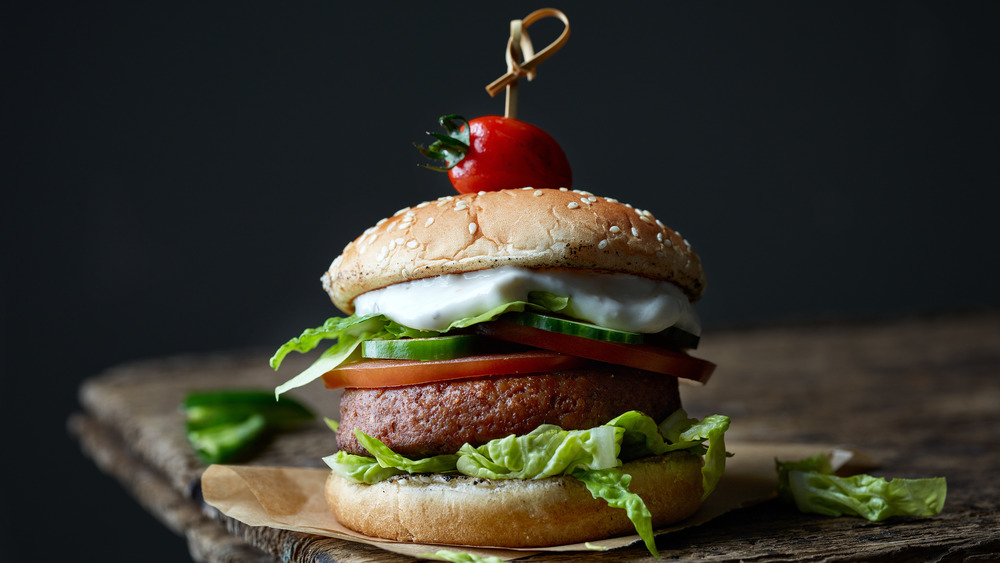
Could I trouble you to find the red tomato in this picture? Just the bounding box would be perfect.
[321,349,589,389]
[475,320,717,384]
[449,116,572,193]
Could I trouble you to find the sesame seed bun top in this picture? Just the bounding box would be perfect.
[322,187,706,314]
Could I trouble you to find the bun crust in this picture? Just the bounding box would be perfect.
[323,188,705,314]
[325,451,704,548]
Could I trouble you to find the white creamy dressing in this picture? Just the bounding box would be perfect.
[352,267,701,335]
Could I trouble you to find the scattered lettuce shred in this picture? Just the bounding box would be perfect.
[270,291,571,398]
[324,410,730,558]
[776,454,947,521]
[417,550,507,563]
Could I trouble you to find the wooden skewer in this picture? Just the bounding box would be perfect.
[485,8,570,119]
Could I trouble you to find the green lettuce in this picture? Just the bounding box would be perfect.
[456,423,622,479]
[418,550,506,563]
[270,292,570,398]
[776,454,947,521]
[573,467,657,556]
[609,409,731,499]
[324,410,729,557]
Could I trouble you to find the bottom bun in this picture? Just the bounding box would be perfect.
[325,451,704,548]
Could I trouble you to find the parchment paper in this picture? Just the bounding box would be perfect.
[202,441,871,560]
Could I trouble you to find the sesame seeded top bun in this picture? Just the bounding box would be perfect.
[322,188,706,314]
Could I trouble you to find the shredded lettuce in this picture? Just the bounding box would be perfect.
[609,409,730,499]
[573,467,657,557]
[324,410,729,557]
[456,423,622,479]
[354,429,460,475]
[271,292,570,397]
[418,550,507,563]
[322,450,405,483]
[776,454,947,521]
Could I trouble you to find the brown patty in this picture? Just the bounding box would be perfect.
[336,366,681,457]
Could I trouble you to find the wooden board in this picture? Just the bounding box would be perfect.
[69,311,1000,561]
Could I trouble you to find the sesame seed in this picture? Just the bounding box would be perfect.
[664,239,673,247]
[567,202,580,209]
[478,191,486,195]
[559,187,569,191]
[656,219,664,228]
[406,240,419,249]
[424,217,435,227]
[639,215,652,223]
[416,201,429,208]
[609,226,621,233]
[580,197,592,205]
[521,186,533,190]
[588,196,598,203]
[684,239,692,248]
[631,227,640,237]
[401,268,409,277]
[363,226,376,235]
[625,203,633,209]
[393,207,408,216]
[605,197,618,203]
[598,239,609,249]
[533,190,543,197]
[388,239,397,250]
[366,233,377,245]
[469,222,478,235]
[656,232,663,242]
[376,218,387,226]
[376,246,388,261]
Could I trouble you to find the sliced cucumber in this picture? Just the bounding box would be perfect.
[503,312,644,344]
[362,335,482,361]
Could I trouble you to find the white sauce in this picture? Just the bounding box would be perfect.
[353,267,700,335]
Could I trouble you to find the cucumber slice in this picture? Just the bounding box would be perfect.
[504,312,644,344]
[362,335,482,361]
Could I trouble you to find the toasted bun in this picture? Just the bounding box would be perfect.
[325,451,704,548]
[323,188,705,314]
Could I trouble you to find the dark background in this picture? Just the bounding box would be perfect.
[4,1,998,561]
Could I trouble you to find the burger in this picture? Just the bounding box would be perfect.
[271,187,729,555]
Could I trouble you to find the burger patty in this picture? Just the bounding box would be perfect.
[336,366,682,457]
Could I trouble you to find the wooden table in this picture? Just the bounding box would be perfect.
[68,311,1000,561]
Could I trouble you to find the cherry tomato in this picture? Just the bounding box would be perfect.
[321,349,589,389]
[449,116,572,193]
[416,115,572,194]
[475,320,717,384]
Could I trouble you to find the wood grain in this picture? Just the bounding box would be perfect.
[69,311,1000,562]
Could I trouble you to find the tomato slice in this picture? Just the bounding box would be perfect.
[322,349,590,390]
[475,320,716,384]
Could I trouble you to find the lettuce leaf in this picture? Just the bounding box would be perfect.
[418,550,507,563]
[609,409,731,499]
[271,292,570,397]
[323,410,729,557]
[322,450,405,483]
[456,424,622,479]
[572,468,657,557]
[354,429,460,475]
[776,455,947,521]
